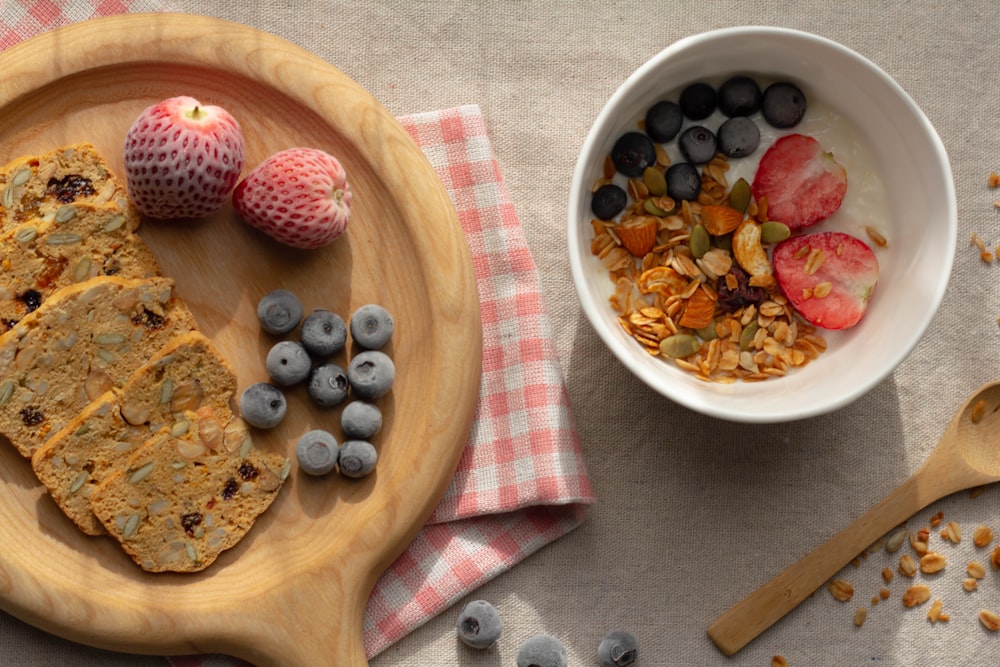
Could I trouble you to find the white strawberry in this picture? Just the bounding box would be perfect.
[123,96,244,219]
[233,147,351,249]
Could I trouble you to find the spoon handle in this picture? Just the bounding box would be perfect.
[707,467,951,655]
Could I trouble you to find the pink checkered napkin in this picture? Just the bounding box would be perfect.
[172,106,594,665]
[0,4,594,660]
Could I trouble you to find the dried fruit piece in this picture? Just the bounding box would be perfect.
[678,288,715,329]
[700,204,743,235]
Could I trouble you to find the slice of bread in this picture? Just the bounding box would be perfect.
[89,407,289,572]
[32,331,238,535]
[0,143,132,237]
[0,202,156,333]
[0,276,197,457]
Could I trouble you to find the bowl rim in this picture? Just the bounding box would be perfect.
[567,26,957,423]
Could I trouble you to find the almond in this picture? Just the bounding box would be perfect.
[616,217,657,257]
[678,287,715,329]
[700,204,744,236]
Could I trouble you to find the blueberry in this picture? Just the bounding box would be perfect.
[456,599,502,649]
[239,383,286,429]
[308,363,349,408]
[609,132,656,178]
[762,81,807,128]
[591,183,627,220]
[296,429,339,476]
[300,309,347,357]
[256,289,302,335]
[347,350,395,399]
[516,634,567,667]
[598,630,639,667]
[644,100,683,142]
[265,340,312,387]
[718,76,762,117]
[717,116,760,158]
[678,126,717,165]
[338,440,377,478]
[350,304,394,350]
[341,400,382,440]
[679,82,716,120]
[665,162,701,201]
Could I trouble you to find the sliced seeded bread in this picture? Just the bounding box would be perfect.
[0,202,156,333]
[31,331,239,535]
[89,407,289,572]
[0,276,198,458]
[0,143,132,237]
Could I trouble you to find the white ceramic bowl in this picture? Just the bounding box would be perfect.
[568,27,956,423]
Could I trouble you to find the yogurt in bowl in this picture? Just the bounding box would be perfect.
[567,27,955,423]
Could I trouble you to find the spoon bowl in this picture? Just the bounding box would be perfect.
[708,381,1000,655]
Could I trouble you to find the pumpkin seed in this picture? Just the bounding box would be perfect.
[69,471,89,494]
[129,461,155,484]
[97,349,116,363]
[760,221,791,244]
[11,167,32,187]
[45,232,83,245]
[660,334,701,359]
[55,204,77,223]
[696,320,718,341]
[95,333,126,345]
[643,198,670,217]
[643,166,667,197]
[103,215,126,233]
[14,227,37,244]
[690,224,710,259]
[740,320,760,351]
[73,257,92,283]
[123,513,141,538]
[729,177,751,214]
[159,377,174,405]
[0,380,14,405]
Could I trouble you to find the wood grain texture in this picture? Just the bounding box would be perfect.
[0,14,482,666]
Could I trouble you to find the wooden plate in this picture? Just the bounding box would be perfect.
[0,13,482,666]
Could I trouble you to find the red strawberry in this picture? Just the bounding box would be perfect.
[773,231,879,330]
[751,134,847,230]
[233,148,352,249]
[124,96,244,219]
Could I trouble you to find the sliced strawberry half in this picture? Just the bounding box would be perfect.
[772,231,879,330]
[752,134,847,230]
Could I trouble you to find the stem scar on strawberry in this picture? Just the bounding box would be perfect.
[233,147,352,250]
[773,231,879,330]
[124,96,245,220]
[751,133,847,231]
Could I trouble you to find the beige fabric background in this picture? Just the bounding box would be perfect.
[4,1,1000,665]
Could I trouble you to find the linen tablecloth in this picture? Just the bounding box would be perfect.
[0,1,594,663]
[5,1,1000,667]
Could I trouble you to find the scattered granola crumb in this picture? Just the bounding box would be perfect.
[828,579,855,602]
[980,609,1000,631]
[903,584,931,608]
[771,656,789,667]
[973,525,993,548]
[854,607,868,627]
[989,171,1000,188]
[964,577,979,592]
[927,599,947,624]
[929,511,944,527]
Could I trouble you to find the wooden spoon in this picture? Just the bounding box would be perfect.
[708,382,1000,655]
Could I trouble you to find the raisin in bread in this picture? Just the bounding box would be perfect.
[90,406,289,572]
[0,202,156,333]
[32,331,239,535]
[0,143,132,236]
[0,276,197,457]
